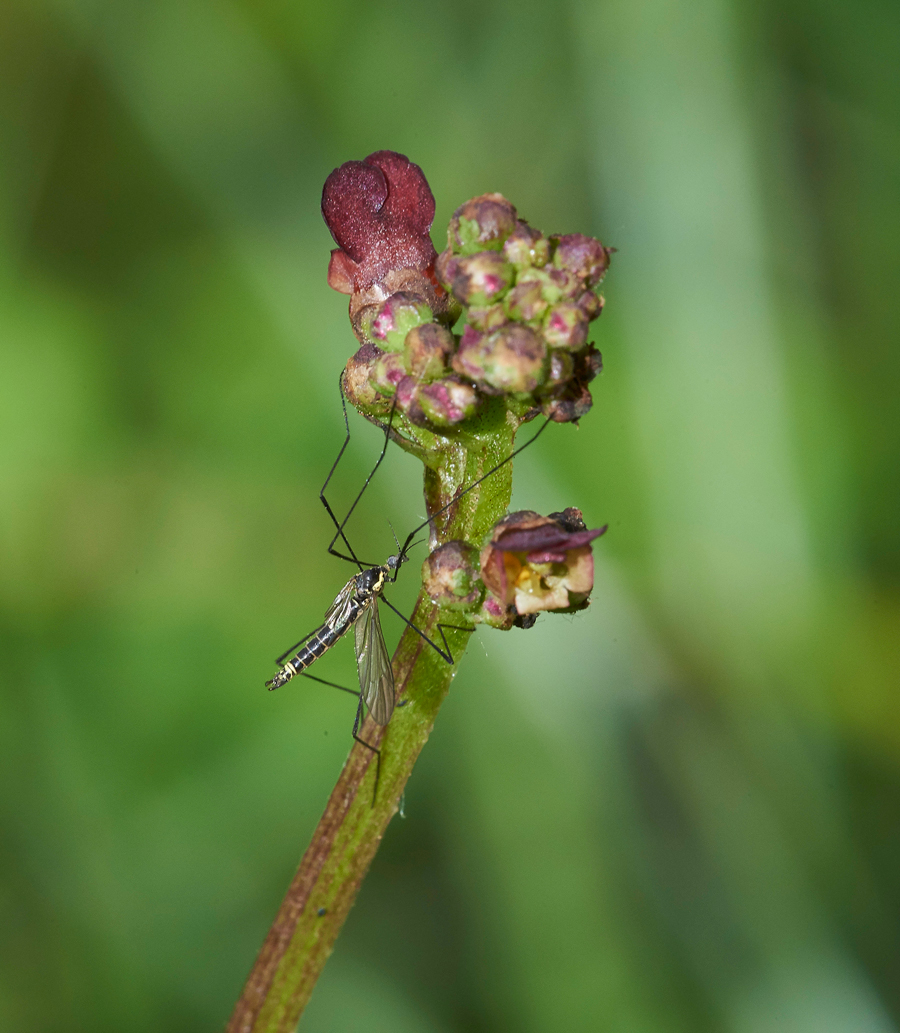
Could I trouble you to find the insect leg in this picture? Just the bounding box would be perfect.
[298,671,360,699]
[380,596,475,665]
[296,670,381,805]
[399,417,552,556]
[436,622,478,663]
[320,372,397,570]
[319,372,366,570]
[350,694,382,807]
[275,628,318,666]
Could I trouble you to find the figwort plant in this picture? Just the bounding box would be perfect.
[228,151,612,1033]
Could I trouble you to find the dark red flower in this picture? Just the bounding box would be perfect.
[322,150,438,295]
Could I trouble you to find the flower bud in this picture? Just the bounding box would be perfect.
[403,323,454,381]
[363,291,433,351]
[581,343,603,381]
[539,349,575,394]
[540,342,603,421]
[435,249,458,289]
[552,233,611,286]
[575,289,604,322]
[344,345,394,415]
[421,540,485,610]
[480,510,607,616]
[371,350,407,397]
[322,151,437,295]
[453,324,547,395]
[394,375,430,427]
[505,279,549,323]
[503,220,550,269]
[514,266,579,307]
[541,379,593,423]
[446,251,514,307]
[418,375,481,427]
[466,303,509,332]
[542,302,589,350]
[448,194,518,255]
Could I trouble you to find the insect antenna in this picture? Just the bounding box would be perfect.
[388,519,402,553]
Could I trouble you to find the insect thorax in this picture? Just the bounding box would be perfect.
[356,565,387,598]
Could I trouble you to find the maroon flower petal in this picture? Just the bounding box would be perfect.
[367,150,435,237]
[525,550,569,564]
[493,524,607,552]
[322,160,389,261]
[321,150,438,293]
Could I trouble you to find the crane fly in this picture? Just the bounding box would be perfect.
[266,374,551,802]
[266,556,401,727]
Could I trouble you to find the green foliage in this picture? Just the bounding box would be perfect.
[1,0,899,1030]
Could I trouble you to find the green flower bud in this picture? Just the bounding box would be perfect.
[344,345,394,416]
[453,324,547,395]
[421,540,485,610]
[447,251,514,307]
[364,291,433,351]
[371,350,407,397]
[505,279,549,323]
[514,266,578,307]
[503,220,550,269]
[466,303,509,331]
[551,233,611,286]
[403,323,454,381]
[448,194,518,255]
[542,303,589,350]
[418,375,481,427]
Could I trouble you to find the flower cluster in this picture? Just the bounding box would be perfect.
[422,508,607,628]
[324,153,611,429]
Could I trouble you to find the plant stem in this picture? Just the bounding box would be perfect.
[227,407,520,1033]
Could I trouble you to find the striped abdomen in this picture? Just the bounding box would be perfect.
[267,597,363,689]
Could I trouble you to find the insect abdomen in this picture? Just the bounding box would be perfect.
[266,597,363,690]
[291,622,343,670]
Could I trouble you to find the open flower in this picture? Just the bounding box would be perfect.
[480,508,606,616]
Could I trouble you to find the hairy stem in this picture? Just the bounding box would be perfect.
[227,407,521,1033]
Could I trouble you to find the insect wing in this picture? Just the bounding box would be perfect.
[354,598,394,726]
[322,576,358,629]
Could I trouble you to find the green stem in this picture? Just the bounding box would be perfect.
[227,405,520,1033]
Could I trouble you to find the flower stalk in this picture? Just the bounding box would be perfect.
[227,409,518,1033]
[228,150,611,1031]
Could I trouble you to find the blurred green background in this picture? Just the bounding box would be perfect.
[2,0,899,1029]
